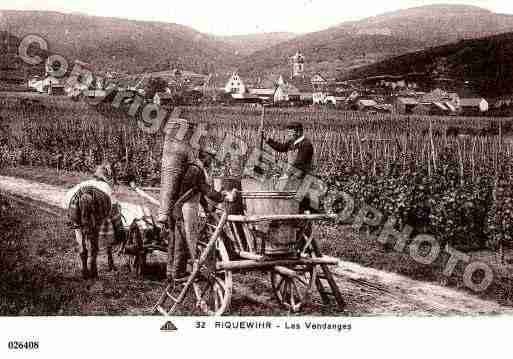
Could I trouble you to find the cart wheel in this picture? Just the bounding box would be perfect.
[122,225,146,277]
[270,229,317,312]
[193,236,233,316]
[270,263,316,313]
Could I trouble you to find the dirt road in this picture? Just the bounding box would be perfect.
[1,173,511,316]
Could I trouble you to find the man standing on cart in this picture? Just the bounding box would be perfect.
[265,121,314,212]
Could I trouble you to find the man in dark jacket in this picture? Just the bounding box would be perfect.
[266,121,318,215]
[265,121,313,180]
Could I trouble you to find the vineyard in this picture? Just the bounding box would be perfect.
[2,95,513,253]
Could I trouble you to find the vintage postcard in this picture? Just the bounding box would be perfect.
[1,0,513,357]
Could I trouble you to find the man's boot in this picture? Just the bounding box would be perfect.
[80,252,89,279]
[89,257,98,279]
[107,247,117,272]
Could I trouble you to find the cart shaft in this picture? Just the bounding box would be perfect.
[217,257,338,271]
[227,213,338,223]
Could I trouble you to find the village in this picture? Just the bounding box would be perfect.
[1,39,492,117]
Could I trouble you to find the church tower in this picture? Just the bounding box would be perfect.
[291,50,305,78]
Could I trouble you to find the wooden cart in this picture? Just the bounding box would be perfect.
[153,198,345,316]
[122,184,345,315]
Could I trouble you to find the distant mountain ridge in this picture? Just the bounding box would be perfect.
[0,10,239,75]
[216,32,297,56]
[2,5,513,81]
[342,31,513,97]
[338,4,513,46]
[236,4,513,79]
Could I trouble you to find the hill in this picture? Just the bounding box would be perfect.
[236,32,423,79]
[0,10,239,75]
[236,4,513,78]
[216,32,297,56]
[338,4,513,46]
[341,31,513,97]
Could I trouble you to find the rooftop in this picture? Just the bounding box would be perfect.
[397,97,418,105]
[460,98,486,107]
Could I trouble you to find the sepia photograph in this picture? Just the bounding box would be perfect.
[1,0,513,356]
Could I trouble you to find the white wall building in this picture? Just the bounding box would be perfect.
[224,72,246,94]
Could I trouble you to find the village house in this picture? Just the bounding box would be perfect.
[249,88,276,103]
[313,92,326,105]
[247,69,315,105]
[430,102,452,115]
[48,82,66,95]
[364,75,418,93]
[27,76,41,90]
[247,74,280,102]
[326,96,347,106]
[356,99,378,111]
[29,75,61,93]
[412,88,460,115]
[412,102,451,116]
[312,74,348,105]
[231,92,261,104]
[460,98,489,115]
[289,77,314,103]
[274,82,301,103]
[422,88,460,107]
[311,73,328,90]
[224,72,246,95]
[395,97,419,114]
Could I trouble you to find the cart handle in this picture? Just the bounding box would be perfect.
[227,213,338,223]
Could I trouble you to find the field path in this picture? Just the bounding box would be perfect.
[0,174,511,316]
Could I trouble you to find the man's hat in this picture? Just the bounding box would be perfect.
[287,121,303,131]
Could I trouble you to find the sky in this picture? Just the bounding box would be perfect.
[2,0,513,35]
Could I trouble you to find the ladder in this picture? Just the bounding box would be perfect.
[153,271,195,315]
[153,211,228,315]
[310,238,345,311]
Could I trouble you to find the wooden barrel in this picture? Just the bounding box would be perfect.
[242,191,299,256]
[241,177,276,192]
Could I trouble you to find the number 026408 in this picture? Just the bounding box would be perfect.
[8,341,39,350]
